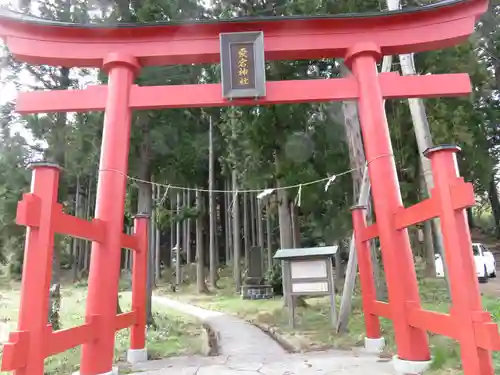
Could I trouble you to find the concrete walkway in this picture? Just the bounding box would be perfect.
[129,296,395,375]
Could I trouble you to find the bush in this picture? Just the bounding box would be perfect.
[265,263,283,296]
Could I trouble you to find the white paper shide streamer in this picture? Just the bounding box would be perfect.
[324,175,337,192]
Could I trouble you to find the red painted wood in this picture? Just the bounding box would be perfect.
[46,321,98,357]
[371,301,391,319]
[55,212,106,243]
[1,160,148,375]
[474,321,500,351]
[394,198,439,230]
[0,0,486,67]
[80,55,139,375]
[406,309,456,338]
[130,216,148,350]
[13,164,60,375]
[0,331,29,371]
[360,223,379,242]
[427,147,495,374]
[15,194,41,227]
[450,179,476,209]
[348,44,430,361]
[115,312,137,331]
[16,73,471,114]
[121,233,139,251]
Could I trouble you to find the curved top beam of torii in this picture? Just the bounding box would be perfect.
[0,0,488,68]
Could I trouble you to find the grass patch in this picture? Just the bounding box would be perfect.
[0,281,205,375]
[159,269,500,375]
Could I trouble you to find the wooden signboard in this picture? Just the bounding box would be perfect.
[220,31,266,99]
[274,246,338,328]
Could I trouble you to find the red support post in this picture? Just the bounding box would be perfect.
[80,53,140,375]
[15,162,60,375]
[128,213,149,363]
[351,205,382,343]
[345,42,430,364]
[425,145,494,375]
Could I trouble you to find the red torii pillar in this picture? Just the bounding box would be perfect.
[80,53,143,375]
[346,43,430,370]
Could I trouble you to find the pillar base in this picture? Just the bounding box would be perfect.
[127,348,148,364]
[364,337,385,353]
[393,356,432,375]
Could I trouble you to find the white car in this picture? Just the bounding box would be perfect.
[435,243,496,283]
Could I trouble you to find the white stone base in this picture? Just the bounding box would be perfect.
[393,355,432,375]
[72,366,118,375]
[364,337,385,353]
[127,348,148,364]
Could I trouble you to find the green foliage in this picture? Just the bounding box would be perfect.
[0,123,32,266]
[265,263,283,296]
[156,204,201,230]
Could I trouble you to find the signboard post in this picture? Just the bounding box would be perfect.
[220,31,266,99]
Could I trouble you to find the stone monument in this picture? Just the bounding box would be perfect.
[241,246,273,300]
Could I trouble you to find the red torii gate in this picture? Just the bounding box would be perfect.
[0,1,498,375]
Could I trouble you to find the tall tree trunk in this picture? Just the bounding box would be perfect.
[277,188,293,249]
[467,208,475,229]
[257,197,265,271]
[224,183,229,265]
[334,241,344,290]
[124,226,131,271]
[232,170,242,292]
[47,64,71,331]
[169,194,175,269]
[266,203,272,272]
[72,175,81,283]
[420,159,436,277]
[183,191,189,264]
[276,153,293,250]
[138,179,154,326]
[186,189,192,263]
[225,180,233,265]
[250,193,257,246]
[489,173,500,238]
[208,117,217,286]
[155,186,161,283]
[290,201,300,248]
[336,167,371,333]
[276,168,293,307]
[176,192,182,285]
[83,178,93,272]
[217,188,225,267]
[137,115,155,326]
[196,189,209,293]
[151,183,157,286]
[243,192,250,269]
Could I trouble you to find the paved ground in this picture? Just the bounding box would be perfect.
[130,350,395,375]
[129,296,395,375]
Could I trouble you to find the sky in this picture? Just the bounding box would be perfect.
[0,0,30,106]
[0,0,97,145]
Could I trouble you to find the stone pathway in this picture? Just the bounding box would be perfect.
[129,296,395,375]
